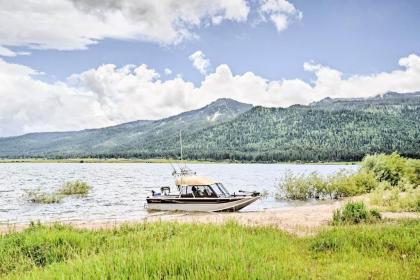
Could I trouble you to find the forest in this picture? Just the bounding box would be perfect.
[0,92,419,162]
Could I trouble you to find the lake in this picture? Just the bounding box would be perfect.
[0,163,357,224]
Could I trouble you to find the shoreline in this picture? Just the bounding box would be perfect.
[0,158,358,165]
[2,197,418,236]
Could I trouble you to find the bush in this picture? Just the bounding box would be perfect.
[332,202,381,225]
[276,171,316,200]
[276,170,377,200]
[57,180,91,196]
[361,153,417,186]
[369,183,420,212]
[25,189,62,204]
[26,180,91,204]
[330,171,378,198]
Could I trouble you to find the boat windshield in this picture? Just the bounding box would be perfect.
[210,183,229,197]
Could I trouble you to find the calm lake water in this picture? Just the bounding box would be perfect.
[0,163,358,224]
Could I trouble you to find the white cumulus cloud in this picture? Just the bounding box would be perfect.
[0,0,250,51]
[189,50,211,75]
[1,54,420,137]
[259,0,303,31]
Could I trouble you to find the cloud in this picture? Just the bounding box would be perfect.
[259,0,303,31]
[164,68,173,75]
[189,50,211,74]
[0,46,30,57]
[1,54,420,136]
[0,0,250,51]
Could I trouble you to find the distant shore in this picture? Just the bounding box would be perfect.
[0,158,358,165]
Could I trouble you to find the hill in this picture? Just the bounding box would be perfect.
[0,98,252,158]
[0,92,418,161]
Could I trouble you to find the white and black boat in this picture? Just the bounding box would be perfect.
[146,168,260,212]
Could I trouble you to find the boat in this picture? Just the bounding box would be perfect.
[146,131,260,212]
[146,168,261,212]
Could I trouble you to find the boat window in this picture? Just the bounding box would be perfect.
[210,183,228,197]
[180,186,195,198]
[192,185,217,197]
[217,183,230,195]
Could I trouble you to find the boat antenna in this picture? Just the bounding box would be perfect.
[180,130,183,164]
[180,130,187,168]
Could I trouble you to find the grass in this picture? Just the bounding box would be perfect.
[25,181,91,204]
[25,190,62,204]
[56,181,91,196]
[0,220,418,279]
[369,183,420,212]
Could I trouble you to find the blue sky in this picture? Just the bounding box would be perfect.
[4,0,420,84]
[1,0,420,136]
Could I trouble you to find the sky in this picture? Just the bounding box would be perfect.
[1,0,420,137]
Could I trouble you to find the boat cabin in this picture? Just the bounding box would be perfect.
[175,176,230,198]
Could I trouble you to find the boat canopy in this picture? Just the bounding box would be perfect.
[175,176,217,186]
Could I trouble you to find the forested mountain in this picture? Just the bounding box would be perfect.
[0,98,252,158]
[0,92,419,161]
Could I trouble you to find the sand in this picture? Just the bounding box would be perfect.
[1,196,418,236]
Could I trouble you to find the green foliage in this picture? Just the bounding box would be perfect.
[276,170,378,200]
[57,180,91,196]
[25,181,91,204]
[361,153,418,186]
[369,184,420,212]
[0,221,419,279]
[332,202,381,225]
[25,189,62,204]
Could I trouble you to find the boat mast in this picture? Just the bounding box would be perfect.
[180,130,183,164]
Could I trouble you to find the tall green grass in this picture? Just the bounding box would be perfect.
[25,181,91,204]
[369,183,420,212]
[0,220,418,279]
[56,180,91,196]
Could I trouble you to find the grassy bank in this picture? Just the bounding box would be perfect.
[0,220,419,279]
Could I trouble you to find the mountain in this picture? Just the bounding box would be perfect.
[0,93,419,161]
[309,91,420,110]
[0,98,252,158]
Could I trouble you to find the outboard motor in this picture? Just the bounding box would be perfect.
[151,190,161,196]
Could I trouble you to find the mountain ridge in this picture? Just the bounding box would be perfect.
[0,92,418,161]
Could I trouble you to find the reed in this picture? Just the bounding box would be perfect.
[25,189,63,204]
[56,180,91,196]
[0,220,418,279]
[25,181,91,204]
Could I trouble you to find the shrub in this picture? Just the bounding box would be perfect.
[332,202,381,225]
[276,171,314,200]
[25,189,63,204]
[361,152,417,186]
[277,170,377,200]
[57,180,91,196]
[329,171,378,198]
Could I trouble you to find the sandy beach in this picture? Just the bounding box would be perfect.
[2,196,418,236]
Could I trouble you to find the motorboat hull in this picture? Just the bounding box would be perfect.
[146,196,260,212]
